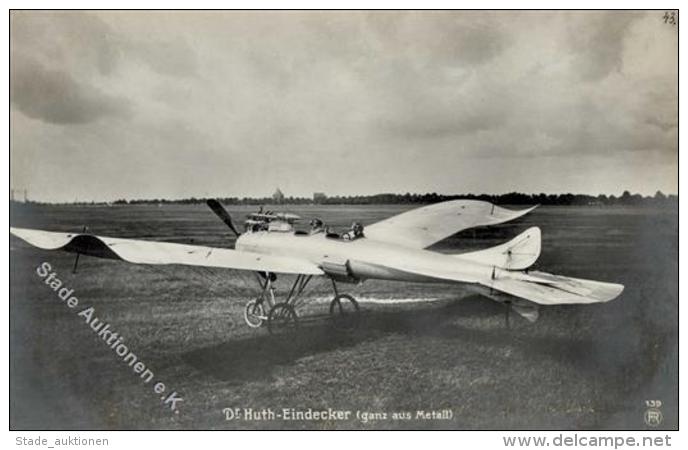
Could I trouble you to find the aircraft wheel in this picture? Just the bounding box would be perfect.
[329,294,360,330]
[244,299,266,328]
[267,303,299,335]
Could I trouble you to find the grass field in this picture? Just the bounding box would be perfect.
[9,203,678,430]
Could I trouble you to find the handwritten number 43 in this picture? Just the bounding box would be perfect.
[663,11,677,26]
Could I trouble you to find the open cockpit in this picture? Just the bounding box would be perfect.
[243,210,365,241]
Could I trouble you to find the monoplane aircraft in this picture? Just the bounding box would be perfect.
[10,199,624,333]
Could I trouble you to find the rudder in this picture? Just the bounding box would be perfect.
[454,226,541,270]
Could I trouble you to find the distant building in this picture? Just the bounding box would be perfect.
[313,192,327,203]
[10,188,28,203]
[273,188,285,204]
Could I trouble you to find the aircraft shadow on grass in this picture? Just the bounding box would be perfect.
[181,296,596,383]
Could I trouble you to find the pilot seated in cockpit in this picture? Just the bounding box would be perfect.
[342,221,365,240]
[309,218,325,235]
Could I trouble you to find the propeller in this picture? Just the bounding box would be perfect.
[206,199,240,237]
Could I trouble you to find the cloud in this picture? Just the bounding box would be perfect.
[362,12,509,66]
[127,38,198,77]
[10,11,198,79]
[10,12,122,77]
[377,94,510,140]
[568,12,641,81]
[10,55,131,125]
[8,11,678,201]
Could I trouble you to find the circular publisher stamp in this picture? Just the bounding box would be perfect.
[644,408,663,427]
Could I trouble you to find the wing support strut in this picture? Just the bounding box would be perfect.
[71,226,88,274]
[330,277,340,297]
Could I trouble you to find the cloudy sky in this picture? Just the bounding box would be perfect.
[10,11,677,202]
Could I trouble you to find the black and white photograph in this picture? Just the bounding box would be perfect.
[8,7,678,438]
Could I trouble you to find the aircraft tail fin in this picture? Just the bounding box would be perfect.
[454,226,541,270]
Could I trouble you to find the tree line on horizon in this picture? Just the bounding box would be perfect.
[56,190,678,207]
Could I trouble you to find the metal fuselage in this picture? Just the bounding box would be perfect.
[235,230,493,284]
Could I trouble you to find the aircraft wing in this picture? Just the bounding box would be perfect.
[10,227,324,275]
[364,200,537,249]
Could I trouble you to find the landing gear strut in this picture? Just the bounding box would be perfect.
[267,302,298,334]
[266,274,312,335]
[244,273,361,333]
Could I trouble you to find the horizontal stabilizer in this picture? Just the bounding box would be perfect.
[487,271,624,305]
[455,227,541,270]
